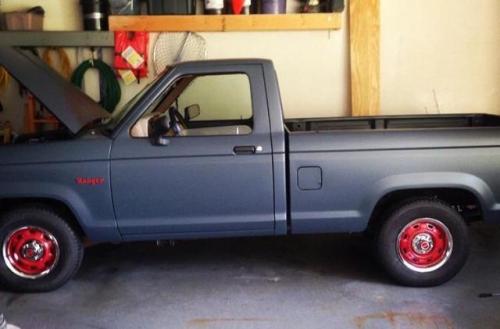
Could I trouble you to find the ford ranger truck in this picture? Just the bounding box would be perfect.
[0,47,497,292]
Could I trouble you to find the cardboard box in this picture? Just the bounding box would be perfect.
[4,11,44,31]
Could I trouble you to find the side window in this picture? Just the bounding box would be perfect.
[178,74,253,122]
[130,73,253,138]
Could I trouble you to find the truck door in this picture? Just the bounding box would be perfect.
[110,65,275,238]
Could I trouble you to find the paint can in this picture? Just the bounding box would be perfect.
[259,0,286,14]
[147,0,196,15]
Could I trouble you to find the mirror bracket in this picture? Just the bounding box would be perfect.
[155,136,170,146]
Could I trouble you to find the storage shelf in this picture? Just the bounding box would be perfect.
[0,31,114,47]
[109,13,342,32]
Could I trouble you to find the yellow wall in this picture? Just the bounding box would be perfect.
[380,0,500,115]
[0,0,499,133]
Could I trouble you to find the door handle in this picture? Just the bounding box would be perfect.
[233,145,256,155]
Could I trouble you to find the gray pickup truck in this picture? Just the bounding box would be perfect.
[0,47,498,292]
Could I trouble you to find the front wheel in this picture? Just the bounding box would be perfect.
[0,207,83,292]
[377,199,469,287]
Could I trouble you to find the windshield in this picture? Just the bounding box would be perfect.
[102,72,166,131]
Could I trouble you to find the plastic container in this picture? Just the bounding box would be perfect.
[226,0,251,14]
[148,0,196,15]
[80,0,109,31]
[110,0,140,15]
[205,0,224,14]
[242,0,251,14]
[259,0,286,14]
[327,0,345,12]
[4,9,44,31]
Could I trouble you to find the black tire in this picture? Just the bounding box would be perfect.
[376,199,469,287]
[0,207,83,292]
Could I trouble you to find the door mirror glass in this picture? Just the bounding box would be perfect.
[184,104,201,121]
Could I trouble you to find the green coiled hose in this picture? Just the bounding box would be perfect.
[71,59,121,113]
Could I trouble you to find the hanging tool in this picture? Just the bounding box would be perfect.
[42,48,72,80]
[0,67,10,92]
[0,66,10,114]
[1,121,12,144]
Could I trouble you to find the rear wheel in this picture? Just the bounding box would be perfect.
[0,207,83,292]
[377,199,469,286]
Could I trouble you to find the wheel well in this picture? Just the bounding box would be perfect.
[368,188,482,231]
[0,198,86,238]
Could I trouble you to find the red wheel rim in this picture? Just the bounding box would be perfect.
[2,226,59,279]
[397,218,453,273]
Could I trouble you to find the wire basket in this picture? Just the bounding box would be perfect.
[153,32,207,74]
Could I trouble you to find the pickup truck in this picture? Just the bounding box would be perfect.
[0,47,497,292]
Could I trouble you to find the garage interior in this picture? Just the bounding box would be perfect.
[0,0,500,328]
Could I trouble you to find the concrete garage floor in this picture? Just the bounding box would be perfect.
[1,223,500,329]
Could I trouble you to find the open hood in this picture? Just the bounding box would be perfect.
[0,47,110,134]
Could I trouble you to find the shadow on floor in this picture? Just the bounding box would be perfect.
[77,233,389,285]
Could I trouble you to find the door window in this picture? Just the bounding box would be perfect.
[131,73,253,138]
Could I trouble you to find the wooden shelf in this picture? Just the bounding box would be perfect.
[109,13,342,32]
[0,31,114,47]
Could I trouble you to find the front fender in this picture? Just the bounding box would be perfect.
[0,165,120,242]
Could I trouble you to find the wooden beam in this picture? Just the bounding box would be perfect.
[109,14,342,32]
[349,0,380,116]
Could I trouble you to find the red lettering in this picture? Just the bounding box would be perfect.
[75,177,105,185]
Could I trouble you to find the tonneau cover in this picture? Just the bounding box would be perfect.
[0,47,110,134]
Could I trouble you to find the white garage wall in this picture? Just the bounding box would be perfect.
[380,0,500,116]
[0,0,498,134]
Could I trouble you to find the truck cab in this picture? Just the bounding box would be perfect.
[109,60,286,239]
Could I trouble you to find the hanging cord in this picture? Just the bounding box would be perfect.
[0,67,10,93]
[71,58,121,113]
[42,48,72,80]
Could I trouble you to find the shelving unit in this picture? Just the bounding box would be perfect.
[0,31,114,47]
[109,13,342,32]
[0,5,379,117]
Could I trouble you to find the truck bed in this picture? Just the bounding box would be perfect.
[285,114,500,132]
[284,113,500,237]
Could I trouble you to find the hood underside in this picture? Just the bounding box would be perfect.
[0,47,110,134]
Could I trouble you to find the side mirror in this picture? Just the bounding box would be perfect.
[148,114,170,146]
[184,104,201,121]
